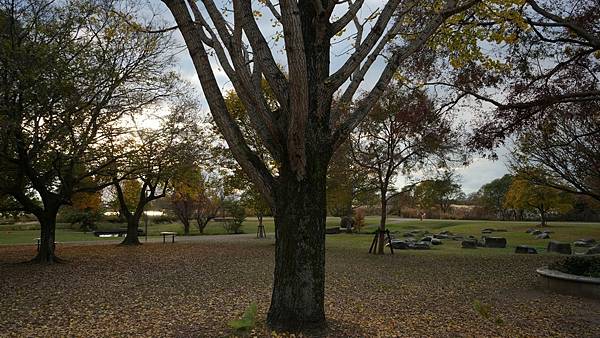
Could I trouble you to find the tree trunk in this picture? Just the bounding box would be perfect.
[182,218,190,236]
[33,211,60,263]
[540,206,547,227]
[267,166,327,330]
[121,212,142,245]
[378,193,387,255]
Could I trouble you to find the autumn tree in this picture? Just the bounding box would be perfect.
[421,0,600,150]
[62,190,103,231]
[510,108,600,202]
[504,175,573,226]
[0,0,176,262]
[159,0,521,329]
[351,84,461,253]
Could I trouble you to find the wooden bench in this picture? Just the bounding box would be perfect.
[160,231,177,243]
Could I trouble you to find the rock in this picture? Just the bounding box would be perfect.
[495,229,508,232]
[531,230,543,236]
[325,227,340,234]
[547,240,572,255]
[439,230,453,235]
[412,241,430,250]
[340,216,354,232]
[484,237,507,248]
[420,236,433,242]
[585,245,600,255]
[434,234,449,239]
[535,233,550,239]
[515,245,537,254]
[573,238,596,247]
[526,228,535,233]
[462,240,477,249]
[431,238,443,245]
[388,240,411,250]
[481,230,493,234]
[403,232,415,237]
[482,228,495,232]
[451,235,464,241]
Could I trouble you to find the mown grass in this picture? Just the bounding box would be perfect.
[1,216,599,257]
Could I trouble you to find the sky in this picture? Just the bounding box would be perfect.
[152,0,511,194]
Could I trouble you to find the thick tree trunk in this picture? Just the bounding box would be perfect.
[121,213,142,245]
[33,211,60,263]
[267,166,327,330]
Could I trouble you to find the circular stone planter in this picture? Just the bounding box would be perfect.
[536,267,600,299]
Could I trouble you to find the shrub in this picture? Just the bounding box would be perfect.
[228,302,257,332]
[353,208,366,233]
[549,256,600,278]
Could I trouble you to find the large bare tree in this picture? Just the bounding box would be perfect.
[160,0,482,329]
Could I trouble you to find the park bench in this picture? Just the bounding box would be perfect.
[92,229,144,237]
[160,231,177,243]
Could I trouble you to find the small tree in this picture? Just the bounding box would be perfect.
[414,171,463,218]
[353,208,366,233]
[223,200,246,234]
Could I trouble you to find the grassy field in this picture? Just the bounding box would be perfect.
[1,217,599,257]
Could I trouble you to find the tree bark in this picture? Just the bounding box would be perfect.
[378,192,387,254]
[32,210,60,263]
[121,211,142,245]
[267,163,327,330]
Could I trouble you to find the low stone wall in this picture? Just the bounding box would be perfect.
[536,267,600,299]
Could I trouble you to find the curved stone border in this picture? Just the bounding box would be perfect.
[536,267,600,299]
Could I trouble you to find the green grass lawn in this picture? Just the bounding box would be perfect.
[1,216,599,257]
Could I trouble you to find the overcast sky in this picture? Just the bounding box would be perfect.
[156,1,512,194]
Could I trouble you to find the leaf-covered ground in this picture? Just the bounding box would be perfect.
[1,238,598,337]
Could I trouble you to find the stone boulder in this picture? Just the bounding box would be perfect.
[434,234,449,239]
[547,240,572,255]
[420,236,433,242]
[439,230,453,236]
[535,233,550,239]
[531,230,543,236]
[431,238,443,245]
[412,241,430,250]
[574,239,596,247]
[484,237,507,248]
[481,229,493,234]
[515,245,537,254]
[388,240,411,250]
[325,227,340,234]
[585,245,600,255]
[526,228,535,233]
[462,240,477,249]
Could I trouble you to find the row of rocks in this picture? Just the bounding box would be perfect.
[461,236,508,249]
[387,239,431,250]
[526,228,553,239]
